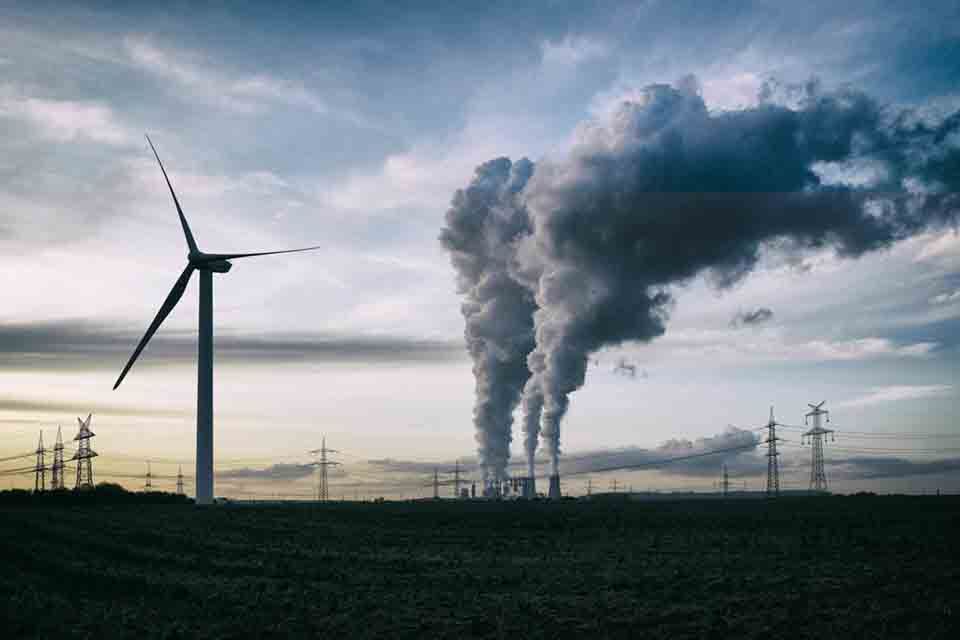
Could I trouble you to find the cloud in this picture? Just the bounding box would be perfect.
[837,456,960,479]
[730,307,775,328]
[834,384,953,409]
[930,289,960,305]
[217,463,320,481]
[540,35,609,67]
[0,321,464,370]
[366,458,477,475]
[125,36,328,115]
[915,230,960,264]
[0,396,185,418]
[0,89,133,146]
[553,427,762,478]
[803,338,937,360]
[123,36,374,129]
[660,331,938,363]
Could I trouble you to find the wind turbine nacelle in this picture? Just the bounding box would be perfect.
[206,260,233,273]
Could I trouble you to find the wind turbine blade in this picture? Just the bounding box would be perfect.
[145,134,199,254]
[113,266,195,390]
[203,245,323,260]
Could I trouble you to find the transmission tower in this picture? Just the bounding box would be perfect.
[72,413,97,490]
[610,478,618,493]
[764,406,782,497]
[144,461,153,491]
[309,436,339,502]
[33,431,46,492]
[176,465,184,495]
[432,467,439,499]
[50,426,66,490]
[803,401,834,492]
[721,464,730,497]
[586,478,592,496]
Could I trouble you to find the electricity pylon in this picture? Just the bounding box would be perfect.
[309,437,339,502]
[721,464,730,497]
[433,467,440,499]
[176,465,185,495]
[144,461,153,491]
[72,414,97,489]
[33,431,46,492]
[803,401,834,492]
[764,406,782,497]
[51,426,66,490]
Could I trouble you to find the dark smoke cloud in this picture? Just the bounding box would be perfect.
[612,357,647,379]
[507,78,958,474]
[439,158,538,483]
[730,307,775,328]
[444,77,959,478]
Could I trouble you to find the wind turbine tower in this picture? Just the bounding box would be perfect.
[803,401,834,492]
[113,136,322,505]
[764,406,782,497]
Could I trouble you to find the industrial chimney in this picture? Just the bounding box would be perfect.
[521,476,536,499]
[548,473,561,500]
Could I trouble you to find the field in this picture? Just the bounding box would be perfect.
[1,495,957,639]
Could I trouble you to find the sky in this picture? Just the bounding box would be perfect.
[1,0,958,498]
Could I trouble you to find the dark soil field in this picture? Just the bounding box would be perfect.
[1,495,957,639]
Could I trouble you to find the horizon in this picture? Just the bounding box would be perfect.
[1,1,959,499]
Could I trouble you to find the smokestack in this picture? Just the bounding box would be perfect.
[523,475,537,499]
[548,474,561,500]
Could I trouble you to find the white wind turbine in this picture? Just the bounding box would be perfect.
[114,135,322,505]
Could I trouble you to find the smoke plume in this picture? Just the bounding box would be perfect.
[730,307,775,328]
[444,77,960,479]
[439,158,537,483]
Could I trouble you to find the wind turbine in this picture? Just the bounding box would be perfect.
[114,135,321,505]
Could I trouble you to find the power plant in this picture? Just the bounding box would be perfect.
[3,400,945,503]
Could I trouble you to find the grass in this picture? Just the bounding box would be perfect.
[1,495,957,639]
